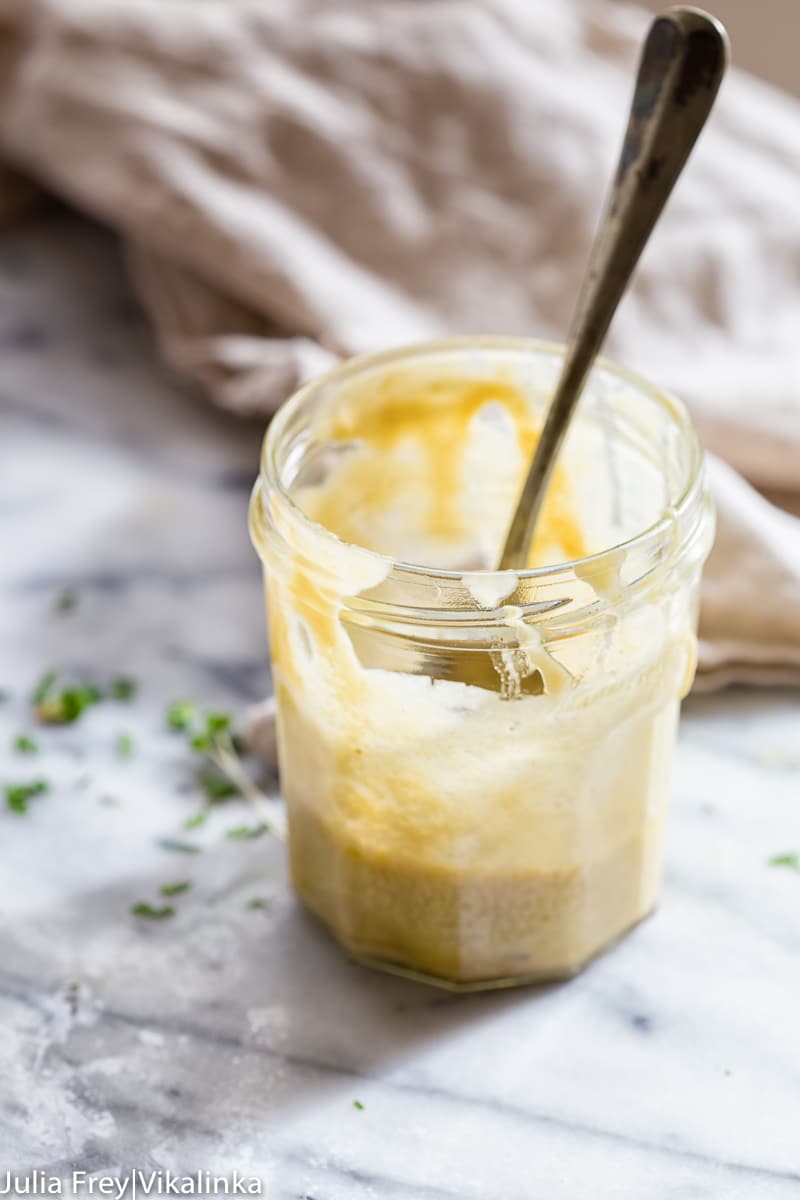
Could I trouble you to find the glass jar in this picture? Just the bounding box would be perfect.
[249,338,714,990]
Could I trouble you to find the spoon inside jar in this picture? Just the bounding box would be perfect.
[498,5,728,571]
[343,6,728,693]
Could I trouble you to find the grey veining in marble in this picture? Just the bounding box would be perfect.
[1,209,799,1199]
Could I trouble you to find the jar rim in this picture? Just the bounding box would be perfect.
[255,335,707,586]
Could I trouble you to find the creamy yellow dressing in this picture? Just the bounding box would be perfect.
[300,370,587,569]
[254,354,704,987]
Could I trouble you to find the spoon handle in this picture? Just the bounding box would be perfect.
[499,6,728,571]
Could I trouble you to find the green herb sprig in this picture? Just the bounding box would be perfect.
[131,902,175,920]
[183,809,209,831]
[32,671,102,725]
[768,853,800,874]
[226,822,269,841]
[198,771,239,801]
[5,780,49,814]
[160,880,191,897]
[65,981,80,1016]
[55,589,78,613]
[157,838,202,855]
[13,733,39,755]
[30,671,138,727]
[116,733,136,759]
[165,701,283,840]
[166,700,198,731]
[110,677,137,702]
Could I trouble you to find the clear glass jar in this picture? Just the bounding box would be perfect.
[249,338,714,990]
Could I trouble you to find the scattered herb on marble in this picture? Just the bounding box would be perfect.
[131,902,175,920]
[74,772,92,791]
[0,689,10,703]
[109,676,137,701]
[247,897,271,910]
[189,711,234,751]
[32,670,102,725]
[116,732,136,759]
[157,837,202,855]
[226,822,269,840]
[167,699,282,839]
[166,699,199,731]
[13,732,39,755]
[184,808,209,831]
[32,670,58,704]
[198,770,239,801]
[160,880,191,897]
[353,1100,365,1111]
[99,794,120,807]
[5,779,49,814]
[30,671,135,726]
[768,852,800,873]
[65,981,80,1017]
[55,588,78,613]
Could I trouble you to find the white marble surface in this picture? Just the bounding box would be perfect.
[1,208,799,1198]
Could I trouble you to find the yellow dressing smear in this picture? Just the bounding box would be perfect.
[302,369,587,568]
[261,364,693,985]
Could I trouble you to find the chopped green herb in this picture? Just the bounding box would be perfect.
[39,685,101,724]
[131,902,175,920]
[99,794,120,807]
[187,711,235,752]
[33,672,102,725]
[198,771,239,801]
[5,779,49,814]
[32,670,59,705]
[55,588,78,613]
[13,733,39,755]
[768,852,800,873]
[157,837,202,854]
[160,880,191,897]
[109,677,137,701]
[226,822,269,841]
[166,700,198,731]
[65,981,80,1016]
[0,689,10,703]
[74,772,92,791]
[116,732,136,759]
[353,1100,365,1111]
[166,703,274,842]
[183,808,209,831]
[247,897,271,910]
[205,712,231,734]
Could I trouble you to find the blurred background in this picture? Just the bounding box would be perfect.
[629,0,798,95]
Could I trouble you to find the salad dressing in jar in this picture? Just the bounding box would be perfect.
[250,338,713,988]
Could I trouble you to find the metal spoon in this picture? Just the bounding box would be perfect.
[498,5,728,571]
[344,7,728,692]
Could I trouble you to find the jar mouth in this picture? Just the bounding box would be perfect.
[255,336,707,589]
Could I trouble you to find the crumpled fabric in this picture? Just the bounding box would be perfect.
[1,0,799,688]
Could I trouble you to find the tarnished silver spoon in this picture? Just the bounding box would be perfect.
[499,5,728,571]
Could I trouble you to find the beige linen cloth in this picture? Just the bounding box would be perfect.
[1,0,798,689]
